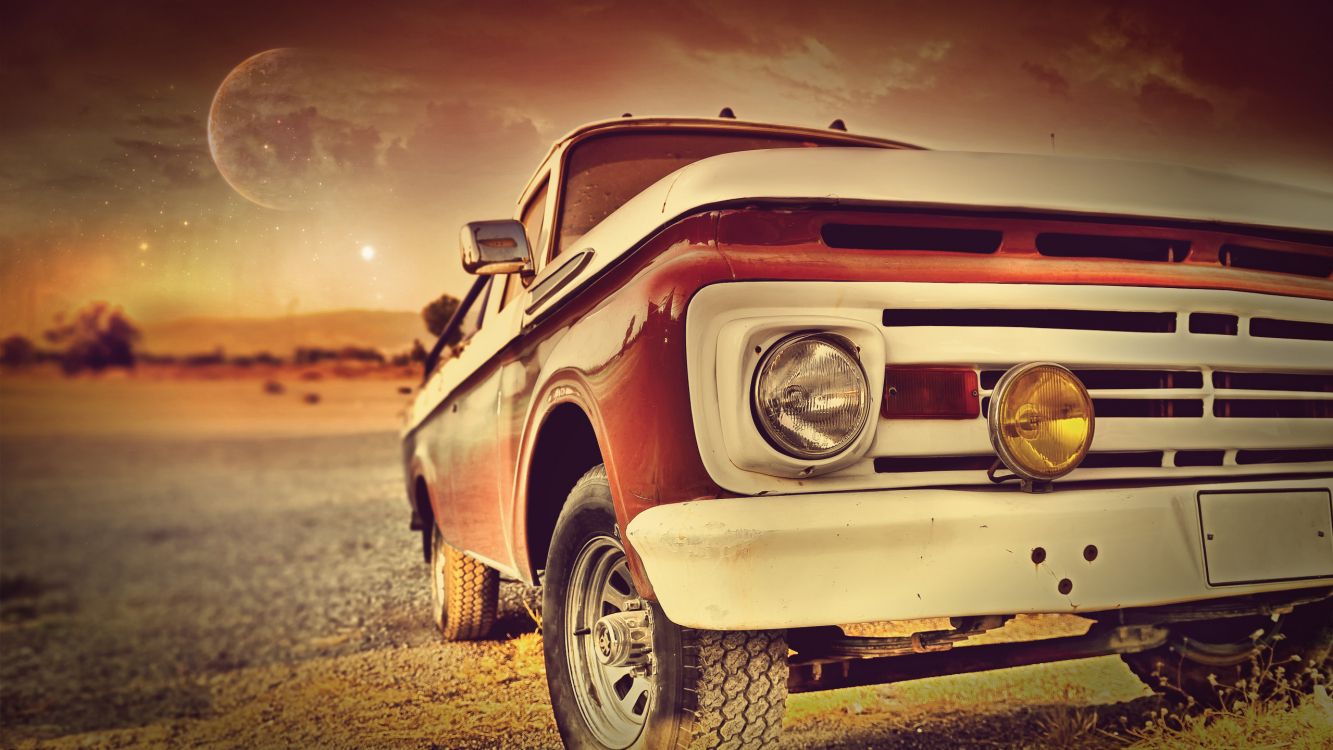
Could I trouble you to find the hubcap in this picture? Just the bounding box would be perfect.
[565,535,654,748]
[594,610,652,668]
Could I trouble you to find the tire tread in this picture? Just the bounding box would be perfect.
[435,534,498,641]
[677,629,788,750]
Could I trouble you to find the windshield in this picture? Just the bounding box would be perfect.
[555,130,883,256]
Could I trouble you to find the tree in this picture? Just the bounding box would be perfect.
[44,302,141,375]
[421,293,461,343]
[1,335,37,368]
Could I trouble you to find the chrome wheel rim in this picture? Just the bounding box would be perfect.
[565,535,652,748]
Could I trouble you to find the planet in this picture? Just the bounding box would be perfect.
[207,48,385,211]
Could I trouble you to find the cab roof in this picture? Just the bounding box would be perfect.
[517,115,924,206]
[550,115,923,152]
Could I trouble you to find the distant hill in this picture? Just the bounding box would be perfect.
[140,309,426,356]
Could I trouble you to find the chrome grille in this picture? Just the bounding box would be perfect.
[871,284,1333,485]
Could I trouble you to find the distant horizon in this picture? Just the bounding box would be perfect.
[6,306,431,357]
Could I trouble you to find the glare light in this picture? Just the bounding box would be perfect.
[988,362,1094,487]
[360,244,376,261]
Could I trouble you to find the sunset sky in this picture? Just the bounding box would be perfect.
[3,1,1331,339]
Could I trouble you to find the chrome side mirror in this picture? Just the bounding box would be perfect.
[460,219,533,275]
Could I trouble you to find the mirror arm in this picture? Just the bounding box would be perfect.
[422,275,488,382]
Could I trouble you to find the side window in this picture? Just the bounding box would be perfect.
[521,179,548,251]
[504,179,548,310]
[449,278,492,358]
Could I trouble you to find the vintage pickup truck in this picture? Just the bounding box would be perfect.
[402,114,1332,749]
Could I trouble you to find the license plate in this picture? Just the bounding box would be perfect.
[1198,490,1333,586]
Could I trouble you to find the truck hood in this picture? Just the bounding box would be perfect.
[659,148,1333,235]
[522,148,1332,323]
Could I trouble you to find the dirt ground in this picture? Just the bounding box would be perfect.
[0,376,1289,749]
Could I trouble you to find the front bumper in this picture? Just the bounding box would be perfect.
[625,477,1333,630]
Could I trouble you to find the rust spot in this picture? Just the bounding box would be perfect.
[1058,578,1073,595]
[1030,547,1046,565]
[1083,545,1098,562]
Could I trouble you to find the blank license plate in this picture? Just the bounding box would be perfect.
[1199,490,1333,586]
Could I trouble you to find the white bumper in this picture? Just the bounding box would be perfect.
[626,477,1333,630]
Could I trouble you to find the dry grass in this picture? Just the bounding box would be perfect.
[1125,692,1332,750]
[1120,644,1333,750]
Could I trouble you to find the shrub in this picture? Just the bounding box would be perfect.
[43,302,141,375]
[1,335,38,368]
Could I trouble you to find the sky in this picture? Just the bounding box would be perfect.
[2,0,1331,338]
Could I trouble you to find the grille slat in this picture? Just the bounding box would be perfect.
[1214,400,1333,419]
[1214,371,1333,392]
[864,280,1333,485]
[1035,233,1189,263]
[1250,317,1333,342]
[1222,244,1333,279]
[823,224,1003,254]
[883,308,1177,333]
[872,448,1333,474]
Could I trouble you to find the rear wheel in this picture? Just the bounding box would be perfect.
[1122,597,1332,707]
[430,525,498,641]
[543,465,788,749]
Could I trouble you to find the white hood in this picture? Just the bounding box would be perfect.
[524,148,1332,322]
[662,148,1333,235]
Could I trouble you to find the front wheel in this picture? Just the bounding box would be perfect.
[542,465,788,750]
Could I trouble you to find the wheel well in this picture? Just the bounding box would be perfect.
[525,402,603,580]
[414,475,433,564]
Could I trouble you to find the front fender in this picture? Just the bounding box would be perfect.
[510,214,736,596]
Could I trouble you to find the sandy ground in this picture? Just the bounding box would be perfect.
[0,376,1187,749]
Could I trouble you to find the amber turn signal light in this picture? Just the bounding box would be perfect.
[881,367,980,419]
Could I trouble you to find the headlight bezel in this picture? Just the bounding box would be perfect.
[750,331,872,460]
[987,361,1095,487]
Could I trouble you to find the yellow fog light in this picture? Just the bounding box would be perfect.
[988,362,1094,487]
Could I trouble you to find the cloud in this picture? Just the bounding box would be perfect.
[1021,61,1069,96]
[1135,75,1213,126]
[381,99,545,211]
[128,113,202,131]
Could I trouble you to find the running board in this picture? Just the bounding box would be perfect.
[787,624,1168,694]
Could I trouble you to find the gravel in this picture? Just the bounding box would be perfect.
[0,430,543,743]
[0,416,1162,749]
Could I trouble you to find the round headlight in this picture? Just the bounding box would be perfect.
[988,362,1094,482]
[752,333,871,459]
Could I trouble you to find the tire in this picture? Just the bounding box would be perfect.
[542,465,788,750]
[1122,596,1332,707]
[430,524,498,641]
